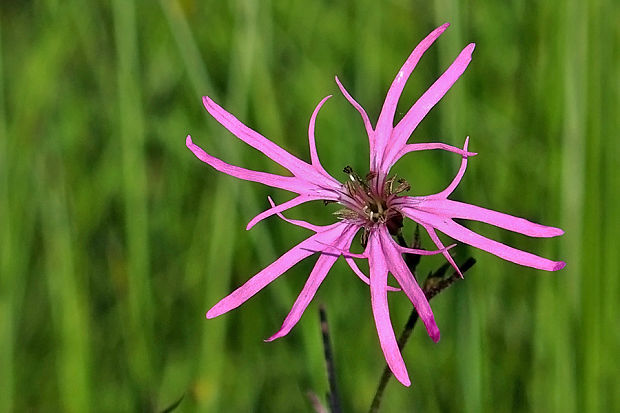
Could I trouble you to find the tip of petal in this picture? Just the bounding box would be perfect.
[202,95,213,106]
[535,226,564,238]
[396,374,411,387]
[246,210,264,230]
[334,75,344,88]
[186,135,193,147]
[466,43,476,54]
[439,22,450,30]
[246,219,257,231]
[264,332,284,343]
[205,309,218,319]
[430,327,441,343]
[553,261,567,271]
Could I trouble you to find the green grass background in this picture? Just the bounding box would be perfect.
[1,0,618,411]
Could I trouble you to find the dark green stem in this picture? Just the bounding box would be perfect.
[319,304,342,413]
[395,231,421,274]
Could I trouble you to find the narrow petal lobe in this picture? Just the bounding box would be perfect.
[430,137,470,199]
[187,135,307,193]
[203,96,311,177]
[335,76,375,158]
[247,194,335,230]
[384,44,475,169]
[266,225,358,341]
[391,142,477,166]
[307,95,333,177]
[411,198,564,238]
[374,23,451,168]
[403,207,566,272]
[206,223,353,319]
[378,227,440,341]
[367,231,411,386]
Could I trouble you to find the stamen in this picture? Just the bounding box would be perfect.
[337,166,406,244]
[360,228,369,247]
[334,208,360,221]
[393,178,411,194]
[384,175,397,197]
[365,171,377,181]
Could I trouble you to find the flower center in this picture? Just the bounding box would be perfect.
[334,166,409,246]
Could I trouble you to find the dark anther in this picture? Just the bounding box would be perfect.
[342,165,368,189]
[394,179,411,193]
[365,171,377,181]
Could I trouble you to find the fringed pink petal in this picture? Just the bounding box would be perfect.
[424,224,463,277]
[187,135,307,193]
[307,95,333,177]
[334,76,375,158]
[395,243,456,255]
[206,240,315,319]
[373,23,451,170]
[367,231,411,386]
[384,43,475,169]
[307,240,365,259]
[390,141,477,166]
[247,194,327,230]
[435,216,565,271]
[206,223,352,319]
[265,254,339,342]
[346,256,370,282]
[430,137,470,199]
[412,198,565,238]
[203,96,311,177]
[267,196,323,233]
[391,215,462,277]
[346,258,387,286]
[266,224,357,341]
[345,257,401,291]
[379,227,440,342]
[404,208,565,272]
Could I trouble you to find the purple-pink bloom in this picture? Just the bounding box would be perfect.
[186,23,564,386]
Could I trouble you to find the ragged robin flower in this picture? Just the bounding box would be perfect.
[186,22,565,386]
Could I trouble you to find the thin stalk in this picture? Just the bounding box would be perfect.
[395,225,422,273]
[112,0,154,402]
[319,304,342,413]
[368,258,476,413]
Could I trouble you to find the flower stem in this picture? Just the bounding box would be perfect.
[395,227,421,273]
[368,257,476,413]
[319,304,342,413]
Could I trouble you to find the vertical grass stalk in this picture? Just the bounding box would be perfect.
[112,0,155,401]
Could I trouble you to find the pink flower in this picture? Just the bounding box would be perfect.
[186,23,564,386]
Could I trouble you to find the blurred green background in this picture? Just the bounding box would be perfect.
[1,0,618,411]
